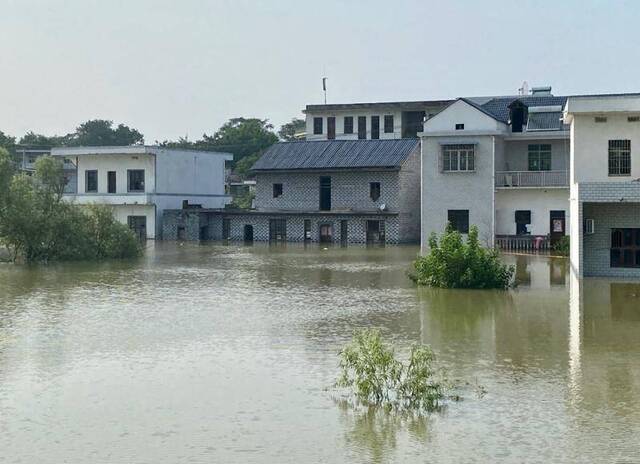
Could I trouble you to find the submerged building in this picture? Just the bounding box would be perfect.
[163,138,421,244]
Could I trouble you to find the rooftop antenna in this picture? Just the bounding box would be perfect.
[518,81,529,96]
[322,77,328,104]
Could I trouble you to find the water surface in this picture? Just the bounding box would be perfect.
[0,244,639,463]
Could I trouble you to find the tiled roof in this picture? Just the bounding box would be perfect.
[251,139,419,171]
[478,96,568,123]
[304,100,452,112]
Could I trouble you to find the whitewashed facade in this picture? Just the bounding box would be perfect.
[52,146,232,239]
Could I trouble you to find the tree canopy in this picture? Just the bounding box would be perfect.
[278,118,305,141]
[72,119,144,146]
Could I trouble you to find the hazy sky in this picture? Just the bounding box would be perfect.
[1,0,639,143]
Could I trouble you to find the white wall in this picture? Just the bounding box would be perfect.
[154,149,228,195]
[74,154,155,194]
[422,100,506,133]
[112,204,156,239]
[306,110,404,140]
[572,113,640,183]
[495,189,569,235]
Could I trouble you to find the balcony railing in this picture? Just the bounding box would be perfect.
[495,170,568,188]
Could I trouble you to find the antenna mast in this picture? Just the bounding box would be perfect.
[322,77,328,104]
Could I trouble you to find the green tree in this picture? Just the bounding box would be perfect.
[0,131,16,151]
[70,119,144,146]
[19,131,68,147]
[278,117,305,141]
[197,117,278,169]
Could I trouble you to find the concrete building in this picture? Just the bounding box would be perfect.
[565,94,640,278]
[51,146,232,239]
[163,139,421,244]
[304,100,451,141]
[15,146,77,192]
[420,87,570,250]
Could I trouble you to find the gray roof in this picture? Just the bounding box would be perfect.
[305,99,452,113]
[251,139,419,171]
[477,96,568,123]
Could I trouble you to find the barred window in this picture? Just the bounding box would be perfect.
[528,144,552,171]
[384,115,394,133]
[442,144,475,172]
[344,116,354,134]
[608,140,631,176]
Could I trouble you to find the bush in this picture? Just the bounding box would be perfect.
[0,150,142,263]
[410,225,514,289]
[337,329,447,412]
[552,236,570,256]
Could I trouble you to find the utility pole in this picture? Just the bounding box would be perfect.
[322,77,327,104]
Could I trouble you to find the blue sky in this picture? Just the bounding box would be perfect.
[1,0,638,142]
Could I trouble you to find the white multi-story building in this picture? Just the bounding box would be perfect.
[420,87,570,249]
[52,146,232,239]
[304,100,451,141]
[565,94,640,278]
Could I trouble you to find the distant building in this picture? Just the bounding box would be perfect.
[15,146,77,192]
[565,94,640,277]
[52,146,232,239]
[163,139,421,244]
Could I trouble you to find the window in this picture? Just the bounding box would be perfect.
[528,144,552,171]
[358,116,367,139]
[273,183,283,198]
[608,140,631,176]
[327,117,336,139]
[455,123,465,130]
[269,218,287,242]
[85,170,98,192]
[371,116,380,139]
[107,171,116,193]
[369,182,381,201]
[515,210,531,235]
[384,115,394,133]
[448,210,469,234]
[344,116,354,134]
[610,228,640,268]
[313,117,323,135]
[319,176,331,211]
[442,144,475,172]
[628,116,640,123]
[595,116,607,123]
[127,169,145,192]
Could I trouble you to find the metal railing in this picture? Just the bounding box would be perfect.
[496,235,551,252]
[495,170,568,188]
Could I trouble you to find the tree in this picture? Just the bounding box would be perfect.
[197,117,278,168]
[18,131,67,147]
[70,119,144,146]
[0,131,16,151]
[278,118,306,141]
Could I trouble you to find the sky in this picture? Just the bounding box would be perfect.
[1,0,639,143]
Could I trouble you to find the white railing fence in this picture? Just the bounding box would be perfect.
[495,170,568,188]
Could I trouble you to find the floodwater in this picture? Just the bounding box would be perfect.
[0,243,639,463]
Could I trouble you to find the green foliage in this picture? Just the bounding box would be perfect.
[410,225,514,289]
[19,131,68,147]
[0,151,141,263]
[552,236,570,256]
[337,329,447,412]
[278,117,306,141]
[0,130,16,151]
[234,152,260,176]
[229,189,255,210]
[72,119,144,146]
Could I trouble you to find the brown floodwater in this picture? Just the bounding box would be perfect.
[0,243,639,463]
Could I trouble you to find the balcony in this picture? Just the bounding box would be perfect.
[495,170,568,188]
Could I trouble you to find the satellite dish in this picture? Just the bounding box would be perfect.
[378,203,387,211]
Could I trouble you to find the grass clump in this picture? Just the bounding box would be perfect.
[552,236,570,256]
[337,329,448,412]
[410,225,514,289]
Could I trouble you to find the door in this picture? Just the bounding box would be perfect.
[269,219,286,242]
[366,220,385,244]
[127,216,147,240]
[222,218,231,240]
[358,116,367,139]
[550,210,565,244]
[319,224,333,243]
[319,176,331,211]
[304,219,311,243]
[515,210,531,235]
[327,117,336,140]
[371,116,380,139]
[107,171,116,193]
[243,224,254,242]
[340,220,348,246]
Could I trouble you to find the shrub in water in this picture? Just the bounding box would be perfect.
[337,329,447,412]
[410,225,514,289]
[552,236,570,257]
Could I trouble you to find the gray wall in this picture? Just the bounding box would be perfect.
[421,135,496,248]
[500,139,569,172]
[397,147,421,242]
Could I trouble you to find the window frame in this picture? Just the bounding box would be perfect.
[272,183,283,198]
[369,182,381,201]
[313,117,323,135]
[85,169,98,193]
[441,144,475,172]
[384,115,394,134]
[610,228,640,268]
[528,144,552,171]
[343,116,354,134]
[608,139,631,176]
[447,209,470,234]
[127,169,145,193]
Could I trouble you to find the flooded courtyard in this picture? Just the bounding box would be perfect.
[0,243,639,463]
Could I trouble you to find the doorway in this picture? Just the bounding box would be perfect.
[319,176,331,211]
[340,220,348,246]
[550,210,565,244]
[243,224,254,242]
[319,224,333,243]
[366,220,385,244]
[327,117,336,140]
[127,216,147,240]
[515,210,531,235]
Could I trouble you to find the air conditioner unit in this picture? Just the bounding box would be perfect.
[584,218,595,235]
